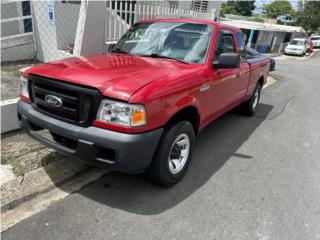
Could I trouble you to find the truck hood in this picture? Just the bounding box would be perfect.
[25,54,200,101]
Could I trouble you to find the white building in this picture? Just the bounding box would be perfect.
[1,1,35,61]
[221,18,306,54]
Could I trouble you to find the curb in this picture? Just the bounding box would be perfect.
[263,76,277,90]
[1,158,109,231]
[1,158,86,206]
[265,52,283,58]
[1,99,20,134]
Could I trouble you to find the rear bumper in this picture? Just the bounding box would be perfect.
[284,50,304,55]
[312,42,320,48]
[17,100,163,173]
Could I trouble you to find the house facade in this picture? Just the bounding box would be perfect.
[221,17,306,54]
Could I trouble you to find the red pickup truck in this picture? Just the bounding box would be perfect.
[18,19,269,186]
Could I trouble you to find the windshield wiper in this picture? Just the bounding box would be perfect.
[110,48,131,55]
[138,53,189,64]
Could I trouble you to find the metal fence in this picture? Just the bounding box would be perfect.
[1,0,215,102]
[106,0,215,42]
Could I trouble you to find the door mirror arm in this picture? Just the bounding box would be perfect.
[212,61,220,69]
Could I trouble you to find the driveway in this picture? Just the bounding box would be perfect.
[2,52,320,240]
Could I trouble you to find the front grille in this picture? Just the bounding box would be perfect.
[28,74,103,126]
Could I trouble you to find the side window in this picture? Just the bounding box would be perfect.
[213,32,235,62]
[236,32,246,61]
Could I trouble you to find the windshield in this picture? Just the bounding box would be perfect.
[311,37,320,41]
[111,22,213,64]
[290,40,306,46]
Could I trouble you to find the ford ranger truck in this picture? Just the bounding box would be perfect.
[17,19,270,186]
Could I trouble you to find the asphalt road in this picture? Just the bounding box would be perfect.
[2,53,320,240]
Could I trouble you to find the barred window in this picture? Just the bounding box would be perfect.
[192,0,209,12]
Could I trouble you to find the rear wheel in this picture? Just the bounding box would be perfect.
[145,121,195,187]
[241,82,261,116]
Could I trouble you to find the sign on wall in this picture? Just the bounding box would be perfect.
[47,0,55,24]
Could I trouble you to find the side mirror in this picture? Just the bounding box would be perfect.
[213,53,240,69]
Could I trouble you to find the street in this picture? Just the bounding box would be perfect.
[2,52,320,240]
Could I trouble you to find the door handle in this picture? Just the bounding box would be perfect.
[200,83,210,92]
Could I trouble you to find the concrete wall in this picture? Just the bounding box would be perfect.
[1,2,19,18]
[1,2,20,37]
[32,1,72,62]
[55,2,80,50]
[1,42,35,62]
[208,1,222,20]
[175,1,191,8]
[32,1,58,62]
[74,1,107,56]
[1,21,20,37]
[1,1,35,62]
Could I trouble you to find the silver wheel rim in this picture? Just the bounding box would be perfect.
[252,87,259,110]
[168,133,190,175]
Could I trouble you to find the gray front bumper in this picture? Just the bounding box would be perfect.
[17,100,163,173]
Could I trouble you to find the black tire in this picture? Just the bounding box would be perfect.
[241,82,261,116]
[145,121,195,187]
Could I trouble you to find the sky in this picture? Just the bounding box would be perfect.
[254,0,299,14]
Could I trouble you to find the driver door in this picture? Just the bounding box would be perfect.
[209,30,242,114]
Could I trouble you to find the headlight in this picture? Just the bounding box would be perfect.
[96,100,146,127]
[19,76,29,99]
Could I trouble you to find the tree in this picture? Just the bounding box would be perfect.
[248,15,265,23]
[296,1,320,32]
[263,0,292,18]
[220,0,255,17]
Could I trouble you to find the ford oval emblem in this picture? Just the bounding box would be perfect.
[45,95,63,107]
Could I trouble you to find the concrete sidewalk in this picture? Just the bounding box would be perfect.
[1,130,109,231]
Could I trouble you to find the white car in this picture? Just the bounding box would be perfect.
[285,38,307,56]
[310,35,320,48]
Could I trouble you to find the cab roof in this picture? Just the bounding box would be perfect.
[137,18,241,32]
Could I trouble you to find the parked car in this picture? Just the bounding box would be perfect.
[306,38,314,53]
[284,38,307,56]
[17,19,270,186]
[310,35,320,48]
[246,47,275,71]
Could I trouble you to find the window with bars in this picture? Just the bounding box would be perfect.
[192,0,209,12]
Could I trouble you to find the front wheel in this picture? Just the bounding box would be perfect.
[145,121,195,187]
[241,82,261,116]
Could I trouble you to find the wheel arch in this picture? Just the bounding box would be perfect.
[165,106,200,135]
